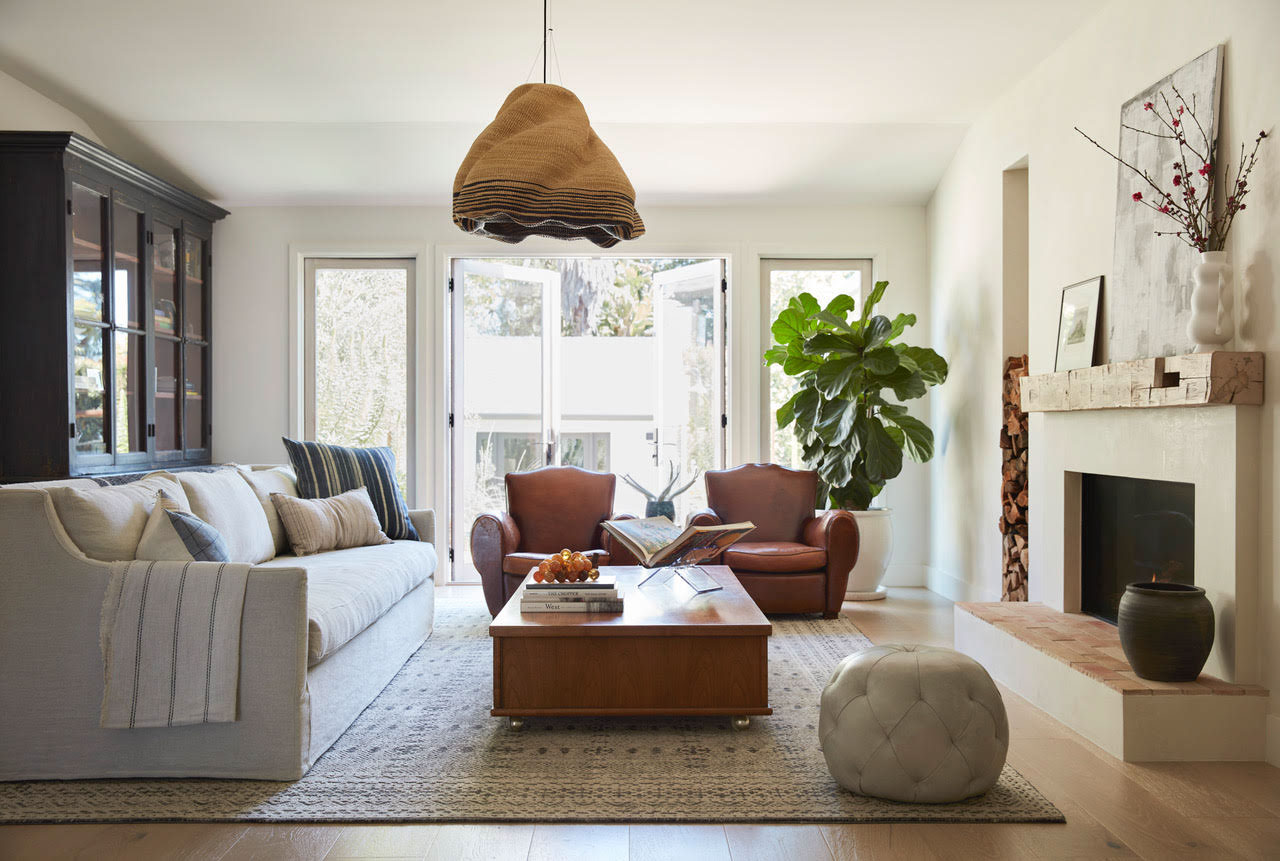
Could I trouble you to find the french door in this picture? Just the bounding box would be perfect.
[449,257,726,582]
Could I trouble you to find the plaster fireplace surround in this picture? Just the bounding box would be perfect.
[955,352,1268,762]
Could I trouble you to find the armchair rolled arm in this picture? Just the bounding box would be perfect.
[687,507,722,528]
[802,510,860,615]
[470,511,521,616]
[599,512,640,566]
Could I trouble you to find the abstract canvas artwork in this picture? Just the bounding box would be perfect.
[1105,46,1222,362]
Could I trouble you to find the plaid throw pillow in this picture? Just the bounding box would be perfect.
[281,438,418,540]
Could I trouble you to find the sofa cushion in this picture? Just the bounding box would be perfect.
[236,465,298,555]
[271,487,391,556]
[47,472,190,562]
[282,438,418,540]
[723,541,826,573]
[135,490,231,562]
[256,540,437,665]
[178,470,275,565]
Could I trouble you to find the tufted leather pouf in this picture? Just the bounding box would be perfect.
[818,644,1009,803]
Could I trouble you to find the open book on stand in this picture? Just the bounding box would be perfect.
[602,516,754,568]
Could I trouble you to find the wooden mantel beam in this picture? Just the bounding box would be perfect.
[1019,351,1264,412]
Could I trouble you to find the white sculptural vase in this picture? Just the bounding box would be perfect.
[1187,251,1234,352]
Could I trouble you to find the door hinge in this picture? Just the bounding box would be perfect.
[448,547,455,562]
[448,413,454,428]
[448,276,455,293]
[68,422,76,439]
[721,414,728,428]
[146,229,153,245]
[720,276,727,293]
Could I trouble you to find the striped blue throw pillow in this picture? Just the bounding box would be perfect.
[281,438,418,541]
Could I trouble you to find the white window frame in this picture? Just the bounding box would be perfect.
[298,255,419,503]
[759,257,873,466]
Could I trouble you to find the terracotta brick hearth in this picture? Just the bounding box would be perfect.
[957,602,1267,697]
[954,601,1269,760]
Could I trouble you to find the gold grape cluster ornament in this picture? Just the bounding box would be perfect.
[532,549,600,583]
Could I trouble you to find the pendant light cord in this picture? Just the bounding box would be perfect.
[524,0,561,86]
[543,0,548,83]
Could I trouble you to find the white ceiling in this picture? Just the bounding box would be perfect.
[0,0,1106,206]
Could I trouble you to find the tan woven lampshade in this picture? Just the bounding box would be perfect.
[453,83,644,248]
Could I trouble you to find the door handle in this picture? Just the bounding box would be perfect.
[546,441,554,466]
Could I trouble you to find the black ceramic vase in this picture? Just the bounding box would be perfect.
[1117,582,1214,682]
[645,500,676,520]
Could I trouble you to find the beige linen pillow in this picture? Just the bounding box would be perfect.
[270,487,392,556]
[135,490,231,562]
[47,472,190,562]
[177,469,275,564]
[235,465,299,555]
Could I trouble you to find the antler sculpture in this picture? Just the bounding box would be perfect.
[621,461,700,502]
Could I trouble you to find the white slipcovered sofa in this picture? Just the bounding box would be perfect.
[0,469,437,781]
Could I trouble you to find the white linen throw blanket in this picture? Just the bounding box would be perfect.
[100,560,251,728]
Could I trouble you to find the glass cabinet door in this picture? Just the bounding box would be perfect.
[152,219,180,337]
[73,323,107,454]
[154,337,182,456]
[183,233,206,339]
[71,185,106,322]
[113,331,145,455]
[183,343,207,451]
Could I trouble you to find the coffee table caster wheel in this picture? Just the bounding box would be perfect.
[509,717,524,731]
[731,716,750,731]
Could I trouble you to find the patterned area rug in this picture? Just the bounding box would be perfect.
[0,593,1063,824]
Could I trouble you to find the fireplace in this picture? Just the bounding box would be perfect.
[1080,474,1194,624]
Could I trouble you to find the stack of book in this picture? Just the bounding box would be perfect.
[520,576,623,613]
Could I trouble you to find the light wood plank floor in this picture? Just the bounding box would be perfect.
[2,586,1276,861]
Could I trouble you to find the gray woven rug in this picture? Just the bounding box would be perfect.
[0,593,1063,824]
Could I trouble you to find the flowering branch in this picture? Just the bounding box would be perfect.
[1076,88,1268,253]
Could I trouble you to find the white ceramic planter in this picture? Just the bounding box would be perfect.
[845,508,894,601]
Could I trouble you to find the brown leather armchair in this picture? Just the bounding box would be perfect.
[470,466,635,616]
[690,463,858,618]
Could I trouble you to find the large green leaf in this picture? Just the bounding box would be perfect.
[863,280,889,321]
[887,312,917,341]
[883,366,928,400]
[885,411,934,462]
[863,418,904,483]
[793,386,821,429]
[792,292,820,317]
[863,315,892,348]
[862,346,900,375]
[821,446,854,489]
[783,354,821,375]
[825,294,858,317]
[803,332,858,355]
[900,346,949,385]
[763,345,788,366]
[815,355,860,398]
[771,307,804,345]
[814,310,853,333]
[775,391,799,429]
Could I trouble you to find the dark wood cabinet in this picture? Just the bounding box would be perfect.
[0,132,228,480]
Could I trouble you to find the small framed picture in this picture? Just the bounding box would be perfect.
[1054,276,1103,371]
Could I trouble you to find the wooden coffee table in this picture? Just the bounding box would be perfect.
[489,565,772,729]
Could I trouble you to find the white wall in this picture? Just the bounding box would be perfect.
[0,68,101,141]
[210,203,932,584]
[926,0,1280,762]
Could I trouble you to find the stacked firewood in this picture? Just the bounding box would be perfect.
[1000,355,1030,601]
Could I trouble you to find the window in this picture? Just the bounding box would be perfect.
[762,258,872,468]
[303,258,415,497]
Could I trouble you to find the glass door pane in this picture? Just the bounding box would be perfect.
[73,323,106,453]
[183,233,206,339]
[114,331,145,454]
[763,260,871,467]
[183,343,207,451]
[71,184,106,322]
[155,337,181,454]
[651,260,723,522]
[112,202,144,329]
[306,260,413,495]
[152,220,179,336]
[451,260,556,582]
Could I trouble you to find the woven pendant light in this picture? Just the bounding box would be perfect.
[452,6,644,247]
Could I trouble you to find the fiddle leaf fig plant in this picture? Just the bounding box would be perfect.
[765,280,948,510]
